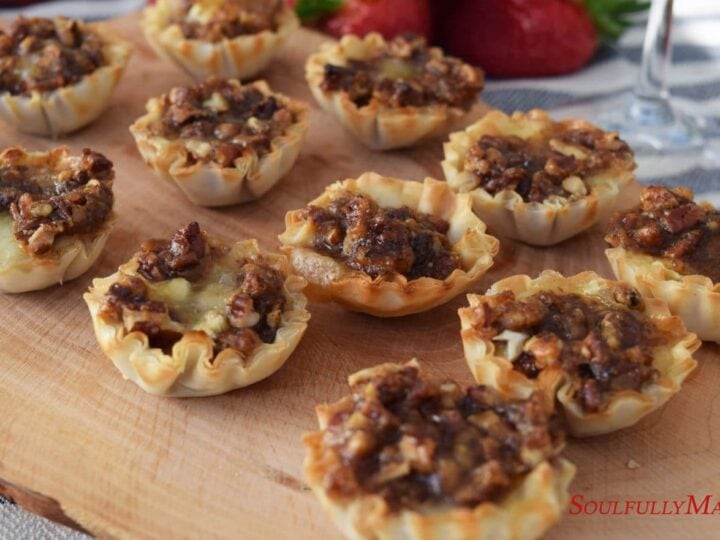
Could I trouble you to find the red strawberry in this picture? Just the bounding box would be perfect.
[437,0,648,78]
[296,0,432,41]
[324,0,432,40]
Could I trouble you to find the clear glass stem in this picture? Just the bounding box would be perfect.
[636,0,673,100]
[629,0,675,125]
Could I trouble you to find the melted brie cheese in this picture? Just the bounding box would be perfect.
[492,329,529,360]
[143,257,248,337]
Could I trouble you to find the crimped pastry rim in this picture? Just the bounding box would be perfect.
[441,109,636,246]
[141,0,299,80]
[458,270,700,437]
[129,79,310,207]
[83,238,310,397]
[278,172,500,317]
[606,246,720,342]
[305,33,479,150]
[303,360,576,540]
[0,21,133,136]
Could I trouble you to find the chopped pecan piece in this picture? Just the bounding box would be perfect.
[137,222,208,282]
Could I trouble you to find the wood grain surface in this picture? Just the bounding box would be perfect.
[0,14,718,540]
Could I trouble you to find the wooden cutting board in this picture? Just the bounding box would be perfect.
[0,13,718,540]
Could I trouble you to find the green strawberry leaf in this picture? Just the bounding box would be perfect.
[584,0,651,40]
[295,0,345,21]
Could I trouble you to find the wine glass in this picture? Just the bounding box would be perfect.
[554,0,718,178]
[598,0,702,150]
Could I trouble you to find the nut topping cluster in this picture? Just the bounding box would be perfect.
[99,222,287,357]
[315,363,564,511]
[302,192,460,280]
[173,0,284,42]
[151,78,297,167]
[463,127,633,203]
[605,185,720,282]
[0,17,105,95]
[0,147,114,254]
[469,286,665,412]
[321,34,483,110]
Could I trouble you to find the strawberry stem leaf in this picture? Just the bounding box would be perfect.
[584,0,651,40]
[296,0,345,21]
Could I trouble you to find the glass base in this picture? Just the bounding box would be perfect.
[551,91,718,181]
[596,93,704,153]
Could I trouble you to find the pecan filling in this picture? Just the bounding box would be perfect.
[0,17,105,95]
[0,148,114,255]
[318,364,564,511]
[173,0,283,42]
[99,222,286,357]
[302,192,460,280]
[321,34,483,110]
[151,78,296,167]
[463,127,632,203]
[470,286,665,413]
[605,185,720,283]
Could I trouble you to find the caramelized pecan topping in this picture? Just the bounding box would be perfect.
[0,148,114,255]
[303,192,460,280]
[605,185,720,282]
[137,222,209,283]
[317,363,564,511]
[0,17,105,95]
[463,126,633,203]
[321,34,483,110]
[152,78,296,167]
[98,276,182,354]
[173,0,283,42]
[470,286,663,413]
[101,223,287,359]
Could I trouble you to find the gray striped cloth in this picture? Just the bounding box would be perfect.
[1,1,719,538]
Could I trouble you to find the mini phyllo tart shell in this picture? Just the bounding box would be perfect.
[84,222,310,397]
[0,146,115,293]
[305,33,484,150]
[459,271,699,437]
[141,0,299,80]
[442,109,635,246]
[304,360,575,540]
[278,172,499,317]
[605,185,720,343]
[130,78,309,207]
[0,17,132,137]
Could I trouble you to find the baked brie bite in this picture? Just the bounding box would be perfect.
[279,173,499,317]
[459,271,699,436]
[605,185,720,342]
[130,77,309,207]
[0,16,132,136]
[84,222,310,397]
[442,109,636,246]
[306,33,484,150]
[0,146,115,293]
[304,360,575,540]
[141,0,299,80]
